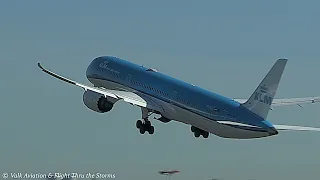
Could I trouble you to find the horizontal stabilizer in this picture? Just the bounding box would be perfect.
[274,124,320,132]
[233,96,320,107]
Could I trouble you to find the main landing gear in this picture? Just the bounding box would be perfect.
[136,108,155,135]
[136,119,154,134]
[191,126,209,138]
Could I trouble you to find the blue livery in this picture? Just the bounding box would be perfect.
[37,56,320,139]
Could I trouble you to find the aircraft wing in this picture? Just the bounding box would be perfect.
[233,97,320,108]
[274,124,320,131]
[37,63,148,108]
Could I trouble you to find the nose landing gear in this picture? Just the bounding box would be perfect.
[136,107,155,135]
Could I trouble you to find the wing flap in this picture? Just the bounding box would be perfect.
[38,62,147,107]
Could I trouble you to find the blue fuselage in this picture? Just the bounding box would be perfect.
[86,56,277,136]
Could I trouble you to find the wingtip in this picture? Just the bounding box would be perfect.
[37,62,43,70]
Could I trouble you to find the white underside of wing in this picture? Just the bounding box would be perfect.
[77,83,118,98]
[108,89,147,107]
[38,63,147,108]
[274,124,320,131]
[74,81,147,107]
[76,83,147,107]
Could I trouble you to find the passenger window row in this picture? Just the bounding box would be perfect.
[175,95,200,109]
[130,79,169,96]
[205,105,234,117]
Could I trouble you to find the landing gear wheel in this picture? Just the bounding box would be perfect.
[136,120,143,129]
[148,126,154,134]
[137,119,154,135]
[139,127,146,134]
[194,131,200,138]
[202,131,209,138]
[191,126,196,132]
[145,120,151,127]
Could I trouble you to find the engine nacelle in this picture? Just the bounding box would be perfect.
[83,90,114,113]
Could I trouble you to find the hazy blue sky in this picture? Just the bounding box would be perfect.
[1,1,320,180]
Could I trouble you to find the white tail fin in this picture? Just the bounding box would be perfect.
[242,59,288,119]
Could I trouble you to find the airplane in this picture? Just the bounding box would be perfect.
[158,170,180,175]
[38,56,320,139]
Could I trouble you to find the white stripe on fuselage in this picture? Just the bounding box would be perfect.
[87,77,272,139]
[216,121,261,128]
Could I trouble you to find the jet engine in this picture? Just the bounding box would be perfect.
[83,90,115,113]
